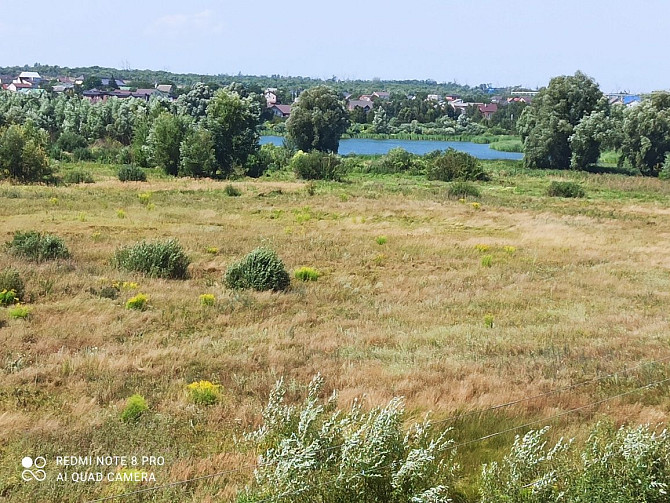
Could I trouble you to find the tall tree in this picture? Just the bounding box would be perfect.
[205,88,261,178]
[147,112,187,175]
[518,72,605,169]
[620,92,670,176]
[286,86,350,153]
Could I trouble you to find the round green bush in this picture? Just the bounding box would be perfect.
[7,231,70,262]
[118,165,147,182]
[225,247,290,291]
[426,148,487,181]
[0,268,25,301]
[546,181,585,198]
[120,394,148,423]
[113,239,190,279]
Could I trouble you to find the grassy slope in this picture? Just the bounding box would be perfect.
[1,160,669,501]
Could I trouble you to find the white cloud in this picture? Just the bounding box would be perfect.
[145,10,223,37]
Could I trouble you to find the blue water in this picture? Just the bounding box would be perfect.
[260,136,523,160]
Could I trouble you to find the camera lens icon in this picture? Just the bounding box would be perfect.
[21,456,47,482]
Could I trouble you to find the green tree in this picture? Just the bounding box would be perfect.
[286,86,350,153]
[620,92,670,176]
[147,112,187,175]
[518,71,605,169]
[179,127,216,178]
[205,88,261,178]
[569,103,623,169]
[0,123,51,182]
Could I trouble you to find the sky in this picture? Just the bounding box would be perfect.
[1,0,668,92]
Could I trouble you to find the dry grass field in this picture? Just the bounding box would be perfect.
[1,161,669,501]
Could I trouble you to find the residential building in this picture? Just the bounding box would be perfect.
[270,104,292,118]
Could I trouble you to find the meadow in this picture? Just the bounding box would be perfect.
[1,159,669,501]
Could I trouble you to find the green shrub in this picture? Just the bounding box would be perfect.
[426,148,487,181]
[658,153,670,180]
[187,380,220,405]
[481,255,493,267]
[368,148,421,174]
[56,132,88,152]
[0,268,25,301]
[225,247,290,291]
[0,289,19,306]
[547,180,585,198]
[7,231,70,262]
[120,394,148,422]
[72,147,93,162]
[242,375,458,503]
[199,293,216,306]
[8,304,31,319]
[63,169,94,184]
[484,313,494,328]
[376,236,388,245]
[0,124,52,183]
[291,151,343,181]
[447,181,481,199]
[113,239,190,279]
[118,165,147,182]
[294,266,321,282]
[125,293,148,310]
[224,184,241,197]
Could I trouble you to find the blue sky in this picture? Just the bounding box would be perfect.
[1,0,667,92]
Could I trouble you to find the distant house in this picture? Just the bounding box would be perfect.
[265,88,278,107]
[373,91,390,99]
[478,103,498,119]
[359,94,373,101]
[53,83,74,93]
[7,82,34,92]
[17,71,42,86]
[101,78,126,87]
[82,89,107,103]
[133,88,167,101]
[270,104,292,118]
[156,84,173,94]
[348,100,374,112]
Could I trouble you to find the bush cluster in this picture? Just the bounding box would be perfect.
[120,394,148,423]
[294,266,321,282]
[426,148,487,181]
[118,165,147,182]
[187,380,221,405]
[7,231,70,262]
[448,181,481,199]
[225,247,290,291]
[367,147,421,174]
[113,239,190,279]
[63,169,94,184]
[0,268,25,301]
[291,151,343,181]
[546,180,585,198]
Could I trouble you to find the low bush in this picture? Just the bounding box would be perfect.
[8,304,31,319]
[56,132,88,153]
[294,267,321,281]
[113,239,190,279]
[0,289,19,306]
[120,394,148,423]
[447,181,481,199]
[225,247,290,291]
[63,169,94,184]
[367,147,421,174]
[426,148,487,181]
[291,151,343,181]
[547,180,585,198]
[242,375,458,503]
[0,268,25,301]
[118,165,147,182]
[224,184,241,197]
[187,380,220,405]
[376,236,388,245]
[199,293,216,306]
[7,231,70,262]
[125,293,148,310]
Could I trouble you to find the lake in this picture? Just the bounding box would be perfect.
[260,136,523,160]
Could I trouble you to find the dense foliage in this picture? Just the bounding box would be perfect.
[6,231,70,262]
[286,86,350,153]
[426,149,487,181]
[291,150,343,180]
[113,239,190,279]
[239,375,459,503]
[225,247,290,292]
